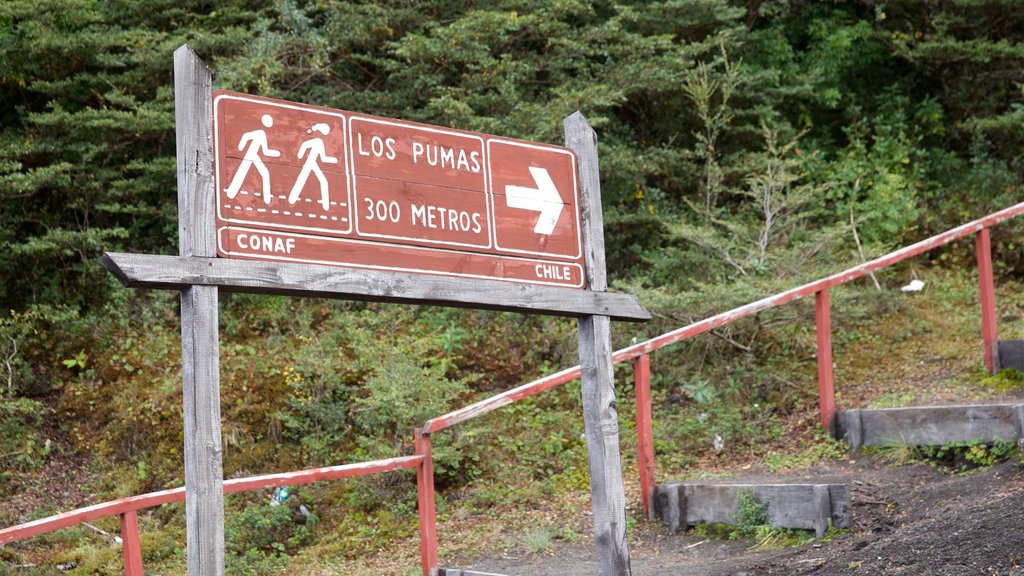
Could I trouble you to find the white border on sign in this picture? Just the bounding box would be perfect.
[217,226,585,289]
[486,138,582,260]
[213,93,353,235]
[348,116,493,250]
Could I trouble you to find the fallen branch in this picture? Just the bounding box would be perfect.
[710,328,753,352]
[850,204,882,291]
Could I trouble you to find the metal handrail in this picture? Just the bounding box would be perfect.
[0,456,424,573]
[5,200,1023,576]
[424,200,1024,435]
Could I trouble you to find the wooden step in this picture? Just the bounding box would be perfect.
[651,481,850,538]
[836,403,1024,450]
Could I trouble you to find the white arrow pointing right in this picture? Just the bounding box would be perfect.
[504,166,563,236]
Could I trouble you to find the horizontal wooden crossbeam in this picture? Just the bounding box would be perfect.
[101,252,650,322]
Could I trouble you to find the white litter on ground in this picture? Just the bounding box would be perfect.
[901,279,925,292]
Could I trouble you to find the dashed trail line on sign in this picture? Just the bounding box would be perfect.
[222,189,347,223]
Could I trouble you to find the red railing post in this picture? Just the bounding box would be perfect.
[977,228,998,373]
[633,353,655,518]
[119,511,144,576]
[815,289,837,434]
[415,430,438,576]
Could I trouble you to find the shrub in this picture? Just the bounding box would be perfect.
[224,497,317,575]
[0,396,48,475]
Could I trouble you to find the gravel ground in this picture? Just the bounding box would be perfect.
[457,456,1024,576]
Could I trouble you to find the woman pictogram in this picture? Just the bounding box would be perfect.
[288,123,339,211]
[224,114,282,204]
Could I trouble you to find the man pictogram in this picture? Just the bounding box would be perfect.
[225,114,281,204]
[288,123,339,211]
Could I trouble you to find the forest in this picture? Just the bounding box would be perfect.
[2,1,1023,573]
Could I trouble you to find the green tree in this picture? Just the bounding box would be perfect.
[0,1,267,308]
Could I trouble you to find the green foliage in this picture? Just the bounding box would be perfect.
[488,388,588,487]
[682,378,718,406]
[652,365,788,468]
[0,1,267,309]
[917,439,1018,473]
[869,391,917,409]
[1,0,1022,314]
[880,1,1024,151]
[816,92,926,245]
[871,438,1018,473]
[265,304,476,488]
[762,432,848,473]
[0,304,85,397]
[224,497,317,575]
[731,489,769,532]
[979,368,1024,393]
[0,396,48,475]
[518,524,582,555]
[693,489,816,548]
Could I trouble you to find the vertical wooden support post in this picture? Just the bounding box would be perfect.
[565,112,632,576]
[815,289,836,434]
[415,430,438,576]
[977,228,998,373]
[120,511,144,576]
[174,44,224,576]
[634,354,655,519]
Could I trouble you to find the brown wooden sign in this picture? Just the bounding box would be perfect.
[213,91,584,288]
[101,49,644,576]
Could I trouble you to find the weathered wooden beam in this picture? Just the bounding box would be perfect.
[566,111,632,576]
[652,483,686,532]
[652,482,851,538]
[996,339,1024,372]
[837,403,1024,450]
[100,252,650,322]
[175,44,224,576]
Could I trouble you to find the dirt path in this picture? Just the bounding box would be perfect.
[459,457,1024,576]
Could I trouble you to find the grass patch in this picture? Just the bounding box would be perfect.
[867,439,925,467]
[521,525,581,554]
[762,432,848,472]
[867,438,1019,473]
[522,528,555,554]
[978,368,1024,393]
[692,521,817,549]
[868,391,917,408]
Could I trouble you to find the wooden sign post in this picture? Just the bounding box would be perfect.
[174,46,224,576]
[103,45,646,576]
[565,113,632,575]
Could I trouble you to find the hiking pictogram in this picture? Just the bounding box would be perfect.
[224,114,281,204]
[288,123,339,211]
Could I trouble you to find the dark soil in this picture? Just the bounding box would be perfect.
[460,455,1024,576]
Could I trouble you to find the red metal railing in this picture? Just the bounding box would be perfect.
[417,199,1024,542]
[3,201,1022,576]
[0,456,424,574]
